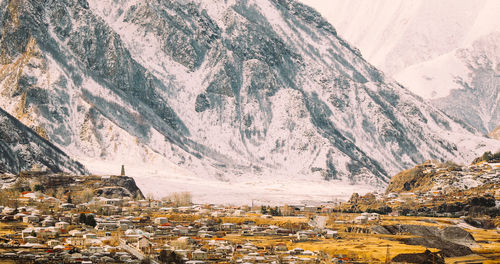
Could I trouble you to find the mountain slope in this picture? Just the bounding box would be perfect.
[306,0,500,135]
[0,0,496,196]
[398,32,500,135]
[489,125,500,140]
[0,107,87,175]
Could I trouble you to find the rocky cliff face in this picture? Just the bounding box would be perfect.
[0,107,87,174]
[0,0,496,189]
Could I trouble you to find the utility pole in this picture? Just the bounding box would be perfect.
[385,245,390,264]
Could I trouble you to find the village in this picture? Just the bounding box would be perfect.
[0,159,498,264]
[0,185,361,264]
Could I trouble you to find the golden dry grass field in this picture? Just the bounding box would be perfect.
[222,214,500,263]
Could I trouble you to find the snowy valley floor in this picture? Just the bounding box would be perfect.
[80,159,378,205]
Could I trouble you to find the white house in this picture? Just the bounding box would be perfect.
[83,233,97,239]
[192,249,208,260]
[55,221,70,231]
[47,240,61,247]
[23,215,40,224]
[354,215,368,224]
[221,223,236,231]
[137,236,153,254]
[154,217,169,225]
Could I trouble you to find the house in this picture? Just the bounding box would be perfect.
[22,227,36,238]
[2,207,15,215]
[101,198,123,207]
[137,236,153,254]
[368,213,380,222]
[60,203,75,210]
[154,217,169,225]
[192,249,209,260]
[296,231,310,241]
[324,229,338,239]
[243,220,256,226]
[23,236,37,243]
[95,222,119,231]
[240,230,253,236]
[69,229,84,237]
[150,200,161,208]
[47,240,61,247]
[67,237,85,247]
[88,246,104,254]
[389,211,400,217]
[221,223,236,231]
[36,228,57,240]
[354,215,368,224]
[83,233,97,239]
[233,210,245,216]
[119,219,132,230]
[275,243,288,251]
[23,215,40,224]
[304,206,318,213]
[291,248,305,255]
[41,217,56,227]
[43,197,60,206]
[55,221,70,231]
[58,216,72,223]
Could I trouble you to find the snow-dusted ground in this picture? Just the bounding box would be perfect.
[82,158,376,205]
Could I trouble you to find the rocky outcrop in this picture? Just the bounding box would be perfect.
[17,173,143,199]
[385,165,430,193]
[97,175,144,199]
[372,225,474,257]
[386,158,500,194]
[392,250,445,264]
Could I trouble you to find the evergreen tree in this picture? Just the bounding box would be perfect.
[86,214,97,227]
[159,250,185,264]
[261,206,268,214]
[269,207,276,216]
[121,165,125,176]
[274,206,281,216]
[79,213,87,224]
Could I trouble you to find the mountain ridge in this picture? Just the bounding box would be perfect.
[0,0,497,198]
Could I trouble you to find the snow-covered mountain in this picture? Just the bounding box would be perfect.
[0,0,497,200]
[0,107,87,175]
[306,0,500,135]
